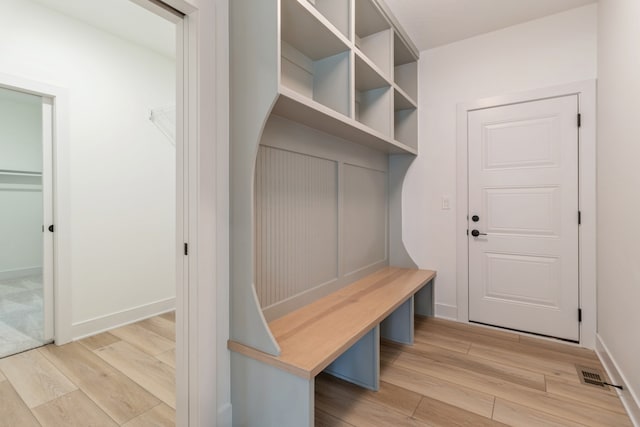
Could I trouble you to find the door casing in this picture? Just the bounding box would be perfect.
[456,80,596,348]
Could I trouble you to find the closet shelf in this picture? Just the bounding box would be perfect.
[0,169,42,176]
[273,87,417,155]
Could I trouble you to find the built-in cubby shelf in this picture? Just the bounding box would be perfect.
[274,86,414,154]
[355,53,391,137]
[394,88,417,149]
[277,0,420,153]
[394,33,418,102]
[355,0,392,77]
[281,0,351,116]
[306,0,351,39]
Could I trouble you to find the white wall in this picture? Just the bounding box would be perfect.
[0,0,176,331]
[402,5,597,318]
[0,89,43,276]
[597,0,640,420]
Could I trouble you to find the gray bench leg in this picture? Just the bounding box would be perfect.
[231,352,314,427]
[324,326,380,391]
[381,296,415,345]
[415,280,434,317]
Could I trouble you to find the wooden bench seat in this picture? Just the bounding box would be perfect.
[228,267,436,379]
[229,266,435,427]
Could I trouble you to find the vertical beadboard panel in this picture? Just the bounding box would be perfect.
[254,146,339,308]
[342,163,387,276]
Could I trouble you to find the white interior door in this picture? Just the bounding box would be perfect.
[468,95,580,341]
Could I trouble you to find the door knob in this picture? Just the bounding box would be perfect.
[472,215,480,222]
[471,229,487,237]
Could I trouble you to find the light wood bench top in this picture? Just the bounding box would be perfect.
[228,267,436,379]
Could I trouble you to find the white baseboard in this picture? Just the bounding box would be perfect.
[71,297,176,341]
[0,266,42,281]
[217,403,232,427]
[596,334,640,426]
[435,303,457,320]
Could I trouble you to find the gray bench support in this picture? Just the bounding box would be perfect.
[324,326,380,390]
[381,296,415,345]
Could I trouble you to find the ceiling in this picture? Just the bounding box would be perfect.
[30,0,175,59]
[384,0,597,51]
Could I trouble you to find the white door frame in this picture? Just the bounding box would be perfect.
[1,0,220,424]
[456,80,596,348]
[0,73,73,348]
[0,80,57,343]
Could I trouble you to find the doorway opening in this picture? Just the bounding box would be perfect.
[0,87,54,358]
[456,81,597,348]
[0,0,192,423]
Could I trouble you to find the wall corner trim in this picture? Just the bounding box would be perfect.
[596,334,640,426]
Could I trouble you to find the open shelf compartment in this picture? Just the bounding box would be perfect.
[305,0,351,39]
[394,88,417,149]
[355,53,392,137]
[394,33,418,102]
[281,0,351,116]
[354,0,392,78]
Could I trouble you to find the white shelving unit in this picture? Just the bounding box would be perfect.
[230,1,421,425]
[275,0,419,152]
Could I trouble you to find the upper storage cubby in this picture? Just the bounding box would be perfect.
[394,88,417,149]
[281,0,351,116]
[394,33,418,102]
[305,0,350,39]
[355,0,392,78]
[355,52,391,136]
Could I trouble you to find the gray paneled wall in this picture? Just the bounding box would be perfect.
[342,164,387,276]
[256,116,389,320]
[254,146,339,308]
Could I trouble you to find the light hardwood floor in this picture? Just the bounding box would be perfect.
[0,314,632,426]
[0,313,176,427]
[316,317,632,427]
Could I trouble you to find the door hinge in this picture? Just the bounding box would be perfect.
[577,113,582,128]
[578,211,582,225]
[184,243,188,256]
[578,308,582,322]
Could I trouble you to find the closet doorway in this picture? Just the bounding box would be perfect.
[0,86,54,358]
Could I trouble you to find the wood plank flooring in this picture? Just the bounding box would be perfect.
[0,313,632,426]
[317,317,633,427]
[0,313,176,426]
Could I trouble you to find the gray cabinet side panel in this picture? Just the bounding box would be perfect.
[230,0,281,353]
[388,154,418,269]
[231,352,314,427]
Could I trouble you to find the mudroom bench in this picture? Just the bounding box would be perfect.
[228,266,436,427]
